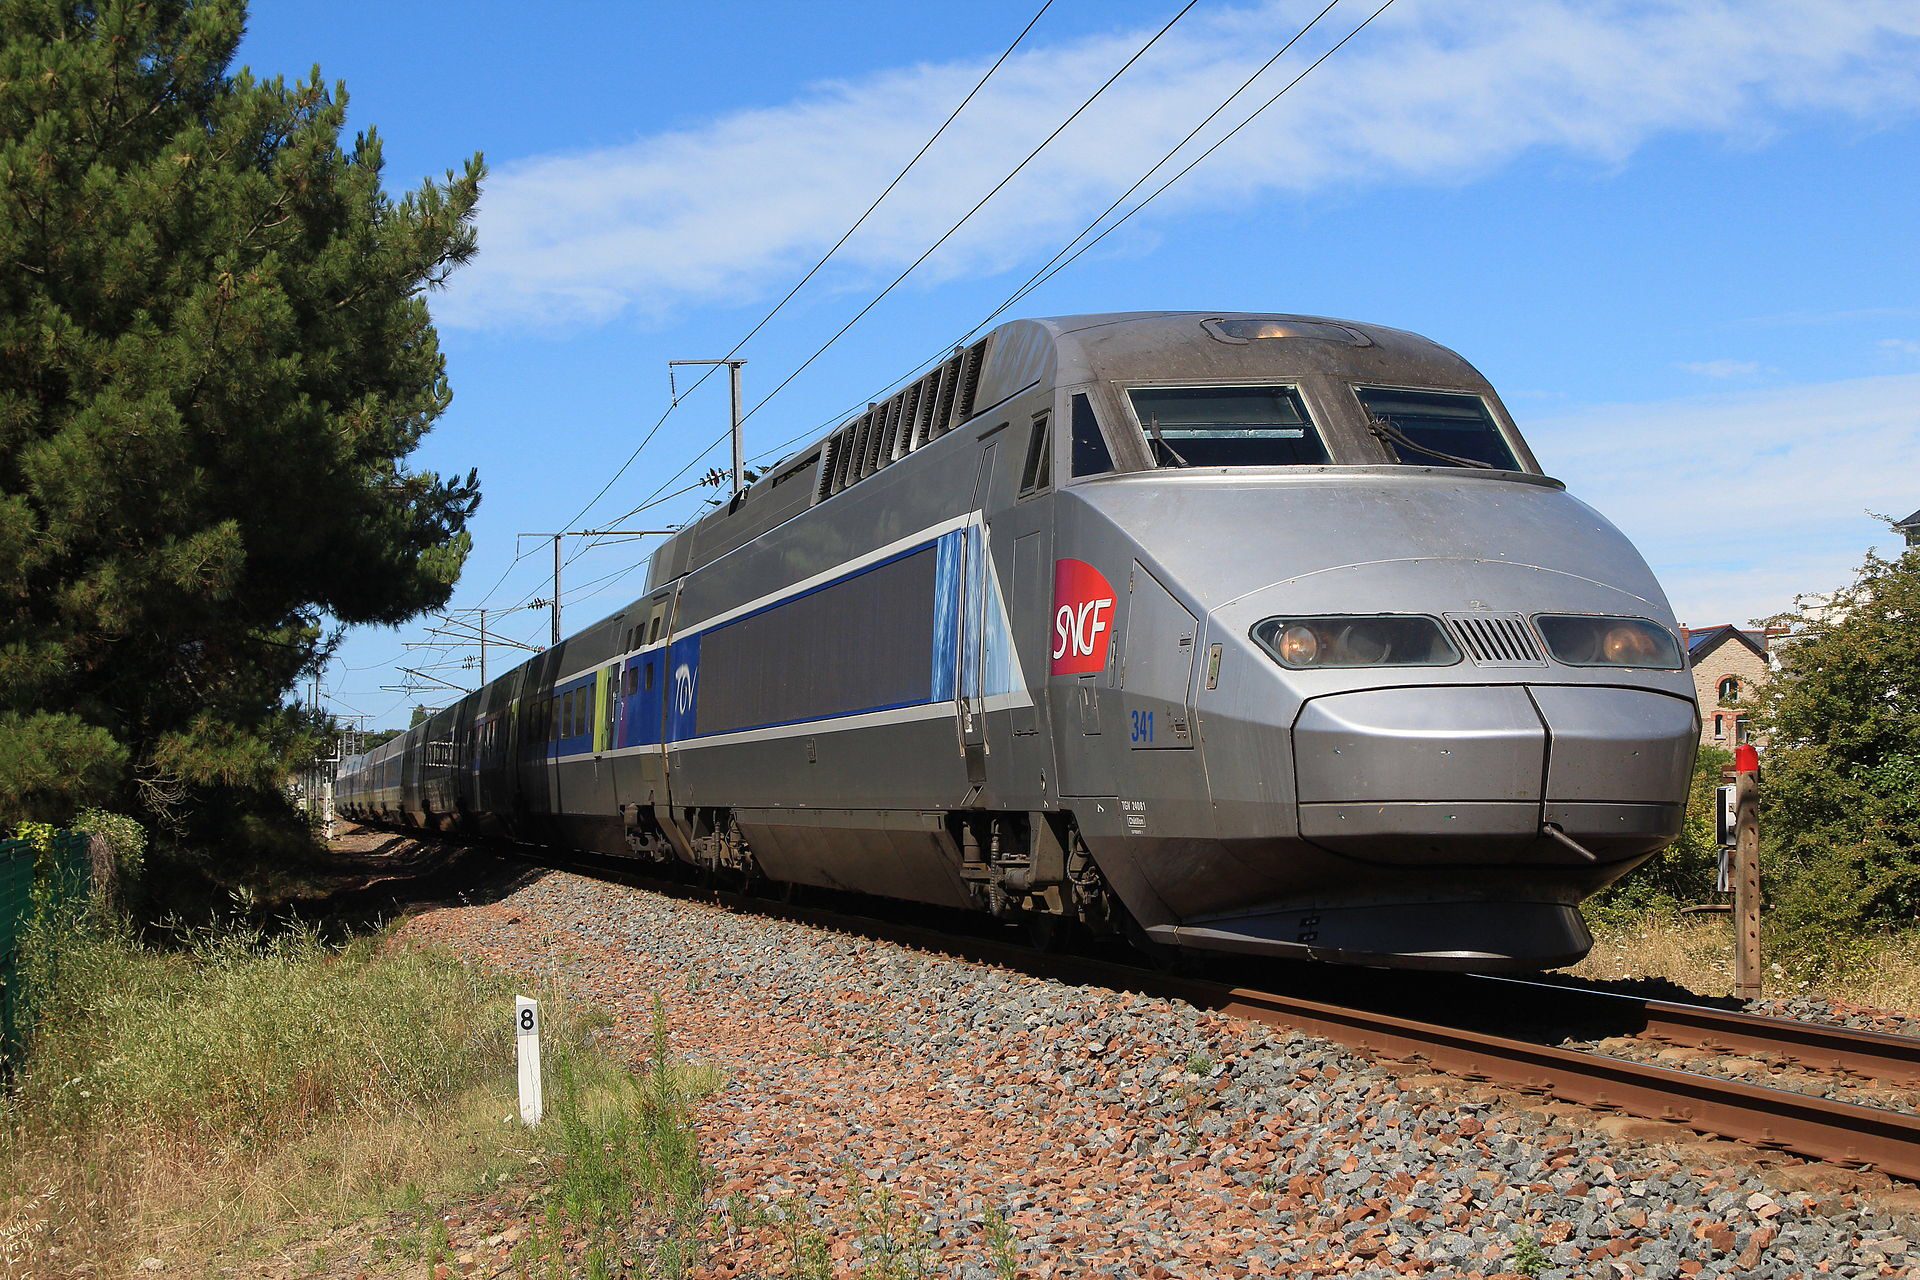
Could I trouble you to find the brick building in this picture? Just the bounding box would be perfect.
[1682,624,1774,747]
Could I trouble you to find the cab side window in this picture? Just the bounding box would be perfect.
[1071,393,1114,477]
[1018,414,1052,496]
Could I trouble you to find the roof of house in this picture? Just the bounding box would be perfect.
[1896,508,1920,529]
[1685,624,1769,662]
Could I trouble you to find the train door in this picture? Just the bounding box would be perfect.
[544,677,566,836]
[990,408,1059,807]
[650,587,696,859]
[956,437,1001,792]
[1121,563,1198,752]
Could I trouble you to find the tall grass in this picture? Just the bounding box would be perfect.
[1574,910,1920,1013]
[0,918,532,1277]
[526,995,721,1280]
[0,911,730,1280]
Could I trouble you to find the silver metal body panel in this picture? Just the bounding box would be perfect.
[337,311,1699,971]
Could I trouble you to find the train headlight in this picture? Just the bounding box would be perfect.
[1535,615,1681,669]
[1278,625,1321,665]
[1253,616,1459,669]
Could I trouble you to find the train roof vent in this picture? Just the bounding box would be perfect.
[1443,612,1547,667]
[816,336,991,502]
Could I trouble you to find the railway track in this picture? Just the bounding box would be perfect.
[492,841,1920,1182]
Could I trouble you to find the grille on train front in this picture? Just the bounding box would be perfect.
[1443,612,1547,667]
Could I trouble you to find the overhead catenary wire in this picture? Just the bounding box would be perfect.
[470,0,1067,628]
[971,0,1402,333]
[963,0,1348,339]
[396,0,1187,647]
[608,0,1400,547]
[627,0,1217,498]
[735,0,1399,457]
[734,0,1202,434]
[374,0,1395,695]
[542,0,1061,547]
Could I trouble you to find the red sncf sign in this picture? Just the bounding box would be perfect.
[1052,558,1116,675]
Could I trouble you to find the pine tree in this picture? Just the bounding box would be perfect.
[0,0,484,848]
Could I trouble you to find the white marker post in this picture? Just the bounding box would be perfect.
[515,995,544,1126]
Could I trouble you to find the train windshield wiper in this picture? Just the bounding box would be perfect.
[1146,414,1192,467]
[1368,415,1495,469]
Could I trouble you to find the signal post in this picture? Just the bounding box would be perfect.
[1717,742,1764,998]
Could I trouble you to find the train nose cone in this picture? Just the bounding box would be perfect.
[1531,685,1696,859]
[1292,685,1692,865]
[1294,686,1548,863]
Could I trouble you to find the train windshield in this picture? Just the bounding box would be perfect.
[1127,385,1329,467]
[1353,387,1520,470]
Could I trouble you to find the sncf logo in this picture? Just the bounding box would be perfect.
[673,663,696,716]
[1052,558,1116,675]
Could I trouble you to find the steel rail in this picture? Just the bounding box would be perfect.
[498,845,1920,1181]
[1158,978,1920,1182]
[1470,974,1920,1086]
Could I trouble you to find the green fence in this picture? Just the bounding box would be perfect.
[0,831,93,1060]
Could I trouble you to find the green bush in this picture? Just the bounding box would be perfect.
[1753,548,1920,967]
[1585,744,1730,926]
[70,809,146,878]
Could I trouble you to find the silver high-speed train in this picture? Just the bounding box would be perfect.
[337,312,1699,971]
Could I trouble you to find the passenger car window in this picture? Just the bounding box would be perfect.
[1071,393,1114,477]
[1353,387,1520,471]
[1126,385,1329,467]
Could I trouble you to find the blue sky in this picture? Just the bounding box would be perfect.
[234,1,1920,728]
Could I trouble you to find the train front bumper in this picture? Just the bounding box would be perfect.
[1291,683,1697,865]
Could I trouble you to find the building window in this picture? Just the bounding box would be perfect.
[1718,676,1740,703]
[1712,714,1725,740]
[1736,715,1752,744]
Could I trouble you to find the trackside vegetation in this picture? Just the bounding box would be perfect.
[1752,546,1920,965]
[1587,544,1920,986]
[0,908,722,1279]
[0,0,483,880]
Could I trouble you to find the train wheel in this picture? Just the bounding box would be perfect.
[1024,913,1063,952]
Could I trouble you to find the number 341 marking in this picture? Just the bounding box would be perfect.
[1129,709,1154,743]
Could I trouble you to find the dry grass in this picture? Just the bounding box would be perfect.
[0,914,724,1280]
[1573,913,1920,1016]
[0,921,579,1279]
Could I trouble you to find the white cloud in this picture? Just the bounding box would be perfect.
[1878,338,1920,358]
[1523,373,1920,627]
[1676,360,1767,378]
[438,1,1920,331]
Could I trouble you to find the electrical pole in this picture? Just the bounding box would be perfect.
[408,608,541,689]
[516,529,676,649]
[668,358,748,496]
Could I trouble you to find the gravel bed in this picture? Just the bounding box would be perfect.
[1748,995,1920,1040]
[406,871,1917,1278]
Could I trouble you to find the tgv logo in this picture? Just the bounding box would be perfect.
[1052,558,1116,676]
[673,663,696,716]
